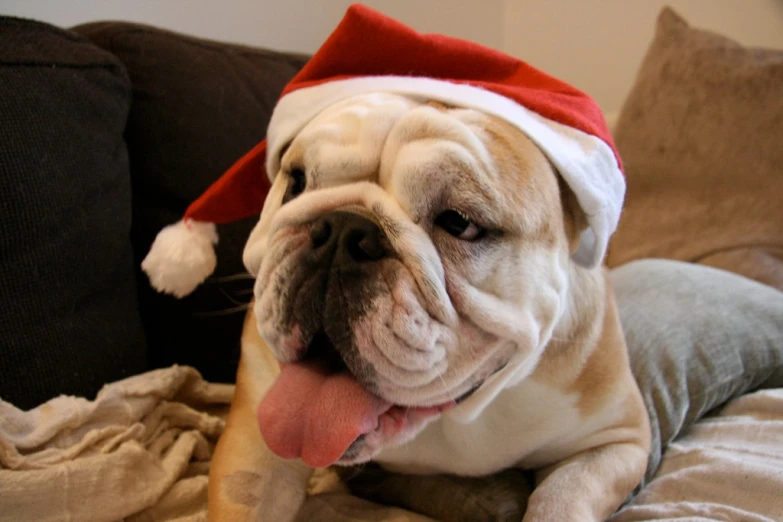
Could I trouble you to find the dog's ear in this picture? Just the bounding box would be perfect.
[558,175,589,255]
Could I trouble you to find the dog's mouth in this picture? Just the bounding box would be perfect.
[257,332,463,468]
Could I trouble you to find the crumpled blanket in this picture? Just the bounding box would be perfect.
[0,365,431,522]
[611,388,783,522]
[0,366,233,522]
[3,366,782,522]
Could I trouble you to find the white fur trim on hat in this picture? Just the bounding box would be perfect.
[265,77,625,268]
[141,220,218,298]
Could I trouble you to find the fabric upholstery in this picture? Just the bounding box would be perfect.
[606,8,783,291]
[73,22,309,382]
[0,16,146,409]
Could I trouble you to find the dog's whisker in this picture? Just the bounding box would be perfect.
[206,272,255,283]
[194,303,252,317]
[435,367,457,405]
[219,287,251,308]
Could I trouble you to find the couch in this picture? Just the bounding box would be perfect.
[1,6,782,522]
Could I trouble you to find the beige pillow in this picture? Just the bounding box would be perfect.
[606,7,783,290]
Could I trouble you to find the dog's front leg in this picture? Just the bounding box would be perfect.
[208,313,314,522]
[522,441,648,522]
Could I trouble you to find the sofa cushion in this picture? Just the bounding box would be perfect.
[0,17,146,409]
[73,22,309,382]
[606,7,783,290]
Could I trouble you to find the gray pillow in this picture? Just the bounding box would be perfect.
[610,259,783,488]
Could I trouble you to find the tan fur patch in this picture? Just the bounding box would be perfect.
[425,100,452,111]
[208,309,313,521]
[570,278,627,416]
[461,112,564,245]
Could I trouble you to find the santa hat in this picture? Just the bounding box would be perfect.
[142,3,624,298]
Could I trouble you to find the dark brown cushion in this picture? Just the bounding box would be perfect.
[606,8,783,290]
[73,22,309,382]
[0,17,146,409]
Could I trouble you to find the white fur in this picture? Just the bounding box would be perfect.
[376,377,634,477]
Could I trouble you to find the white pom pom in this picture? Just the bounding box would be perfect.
[141,220,218,298]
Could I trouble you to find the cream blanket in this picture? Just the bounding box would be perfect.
[2,366,782,522]
[612,389,783,522]
[0,366,232,522]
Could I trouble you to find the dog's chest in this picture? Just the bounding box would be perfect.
[374,378,616,476]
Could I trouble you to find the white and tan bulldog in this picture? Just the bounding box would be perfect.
[208,93,650,522]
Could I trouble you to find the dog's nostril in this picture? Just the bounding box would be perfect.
[310,212,390,263]
[311,220,332,248]
[345,229,384,262]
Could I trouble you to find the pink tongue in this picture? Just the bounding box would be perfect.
[258,361,391,468]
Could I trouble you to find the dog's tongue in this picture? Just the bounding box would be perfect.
[258,360,391,468]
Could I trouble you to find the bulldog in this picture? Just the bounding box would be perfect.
[206,93,651,522]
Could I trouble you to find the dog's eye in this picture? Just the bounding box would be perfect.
[283,168,307,203]
[434,210,485,241]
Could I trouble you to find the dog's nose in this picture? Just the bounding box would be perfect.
[310,212,389,264]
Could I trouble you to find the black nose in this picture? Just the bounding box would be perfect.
[309,212,390,265]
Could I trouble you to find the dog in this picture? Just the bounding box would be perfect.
[208,93,651,522]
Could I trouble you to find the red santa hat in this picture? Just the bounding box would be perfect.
[142,3,624,298]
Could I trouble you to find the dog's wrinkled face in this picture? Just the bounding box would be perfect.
[244,93,579,466]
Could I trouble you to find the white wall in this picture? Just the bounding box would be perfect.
[0,0,504,53]
[502,0,783,112]
[3,1,782,113]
